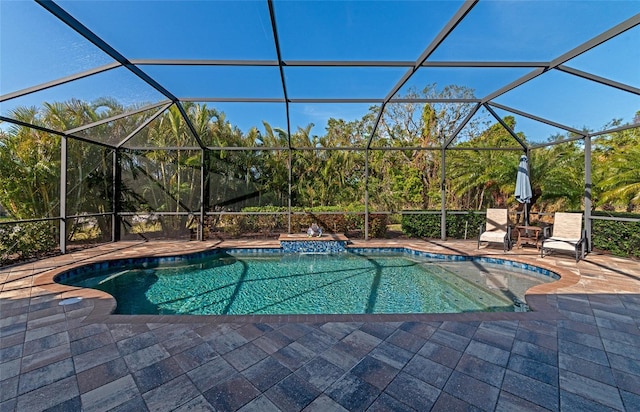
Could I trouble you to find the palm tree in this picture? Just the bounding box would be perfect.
[447,117,521,210]
[531,136,585,211]
[290,124,321,207]
[257,122,289,206]
[0,106,61,219]
[597,141,640,212]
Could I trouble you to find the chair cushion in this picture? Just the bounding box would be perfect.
[543,237,579,251]
[480,231,507,243]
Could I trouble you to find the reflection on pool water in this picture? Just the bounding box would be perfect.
[58,251,558,315]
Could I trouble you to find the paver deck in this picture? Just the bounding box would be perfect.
[1,238,639,411]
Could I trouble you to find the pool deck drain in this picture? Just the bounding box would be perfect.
[1,238,639,411]
[58,297,83,306]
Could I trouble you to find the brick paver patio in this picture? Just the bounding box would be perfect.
[1,239,639,411]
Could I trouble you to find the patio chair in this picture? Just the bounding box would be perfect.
[478,208,512,252]
[540,212,586,262]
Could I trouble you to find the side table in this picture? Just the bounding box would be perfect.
[515,225,543,249]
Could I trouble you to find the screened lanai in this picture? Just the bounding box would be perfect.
[1,0,639,260]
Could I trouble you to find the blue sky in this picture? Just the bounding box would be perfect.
[1,0,639,144]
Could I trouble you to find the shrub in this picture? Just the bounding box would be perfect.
[0,221,58,263]
[369,214,388,238]
[219,215,242,236]
[402,213,437,238]
[402,210,640,258]
[401,211,485,239]
[298,213,352,234]
[590,211,640,258]
[218,206,393,238]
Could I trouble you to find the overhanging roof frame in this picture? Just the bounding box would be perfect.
[483,103,528,150]
[177,98,482,104]
[487,102,584,136]
[116,102,174,148]
[443,103,482,149]
[421,61,548,68]
[124,147,203,151]
[530,134,586,149]
[525,122,640,152]
[367,0,479,150]
[0,62,121,103]
[35,1,175,101]
[0,115,114,149]
[128,59,549,68]
[132,59,417,67]
[267,0,292,150]
[2,0,632,154]
[35,0,206,150]
[555,65,640,95]
[64,100,171,136]
[587,122,640,138]
[481,14,640,103]
[174,101,207,149]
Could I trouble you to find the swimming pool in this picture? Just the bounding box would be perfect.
[57,249,558,315]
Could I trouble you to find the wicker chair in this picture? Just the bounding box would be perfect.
[540,212,586,262]
[478,208,512,252]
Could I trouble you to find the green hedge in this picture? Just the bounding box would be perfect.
[212,206,388,238]
[402,210,640,258]
[0,221,58,263]
[591,211,640,258]
[401,211,484,239]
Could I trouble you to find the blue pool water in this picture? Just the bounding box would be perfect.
[58,251,558,315]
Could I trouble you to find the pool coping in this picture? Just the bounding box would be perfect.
[33,242,580,325]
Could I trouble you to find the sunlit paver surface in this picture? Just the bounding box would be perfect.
[1,238,639,411]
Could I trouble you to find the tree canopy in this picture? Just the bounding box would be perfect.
[1,93,638,228]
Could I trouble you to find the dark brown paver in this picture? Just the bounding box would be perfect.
[501,370,559,411]
[203,374,261,411]
[456,353,506,388]
[132,357,185,394]
[403,354,453,389]
[294,357,346,392]
[366,393,414,412]
[432,392,483,412]
[76,357,129,394]
[350,355,400,390]
[385,372,440,411]
[223,342,269,371]
[1,239,640,411]
[443,371,501,411]
[325,373,379,412]
[266,373,321,411]
[242,356,292,393]
[143,374,200,411]
[80,374,139,412]
[187,356,235,393]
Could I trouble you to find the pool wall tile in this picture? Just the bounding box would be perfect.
[54,246,559,286]
[280,240,347,253]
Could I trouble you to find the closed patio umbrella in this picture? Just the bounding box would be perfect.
[515,154,532,226]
